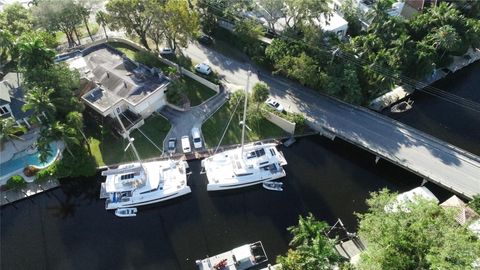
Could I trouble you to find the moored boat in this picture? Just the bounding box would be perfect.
[262,181,283,192]
[201,71,287,191]
[195,241,268,270]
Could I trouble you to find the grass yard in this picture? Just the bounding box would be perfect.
[202,103,286,148]
[87,114,171,166]
[183,77,217,106]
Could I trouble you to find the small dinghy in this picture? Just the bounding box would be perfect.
[115,207,138,217]
[390,99,414,113]
[263,181,283,192]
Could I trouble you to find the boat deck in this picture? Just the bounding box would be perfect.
[196,242,267,270]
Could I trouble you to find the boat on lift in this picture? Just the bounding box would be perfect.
[115,207,137,217]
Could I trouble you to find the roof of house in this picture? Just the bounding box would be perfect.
[0,72,32,120]
[440,195,479,225]
[75,46,169,112]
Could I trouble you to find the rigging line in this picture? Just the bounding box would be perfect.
[201,1,480,112]
[214,91,244,154]
[120,113,164,155]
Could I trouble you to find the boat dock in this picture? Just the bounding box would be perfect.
[369,48,480,111]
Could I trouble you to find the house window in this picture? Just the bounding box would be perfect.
[0,105,10,116]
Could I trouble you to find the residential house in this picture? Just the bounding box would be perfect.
[251,2,349,38]
[0,72,36,128]
[67,45,170,137]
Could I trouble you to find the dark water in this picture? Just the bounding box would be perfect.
[385,61,480,155]
[0,136,452,270]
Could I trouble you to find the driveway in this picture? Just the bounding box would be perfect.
[160,89,227,155]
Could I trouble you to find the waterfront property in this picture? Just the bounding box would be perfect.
[67,45,170,137]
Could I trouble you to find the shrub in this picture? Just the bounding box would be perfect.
[5,175,27,190]
[23,165,40,177]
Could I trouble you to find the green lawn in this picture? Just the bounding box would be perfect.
[87,114,171,166]
[185,77,217,106]
[202,104,286,148]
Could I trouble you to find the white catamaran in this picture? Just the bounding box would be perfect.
[201,71,287,191]
[99,109,191,210]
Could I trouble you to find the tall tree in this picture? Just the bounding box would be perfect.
[0,30,14,69]
[282,0,330,30]
[17,36,55,71]
[0,117,26,151]
[106,0,156,50]
[76,0,97,42]
[40,121,80,157]
[161,0,200,52]
[22,87,57,123]
[95,10,109,39]
[0,3,33,36]
[66,111,91,154]
[357,189,480,270]
[256,0,284,32]
[276,213,341,270]
[32,0,84,47]
[251,82,270,111]
[426,25,461,60]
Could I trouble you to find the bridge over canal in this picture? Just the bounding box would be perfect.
[302,97,480,199]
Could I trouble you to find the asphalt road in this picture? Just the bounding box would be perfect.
[185,42,480,199]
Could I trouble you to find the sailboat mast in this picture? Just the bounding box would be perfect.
[114,108,142,162]
[241,70,251,155]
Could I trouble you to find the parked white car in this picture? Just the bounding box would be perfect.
[266,98,284,112]
[191,127,203,149]
[194,63,212,75]
[181,136,191,153]
[159,47,174,55]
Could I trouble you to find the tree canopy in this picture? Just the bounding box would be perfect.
[357,189,480,270]
[276,213,342,270]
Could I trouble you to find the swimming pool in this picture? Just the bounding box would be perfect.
[0,142,59,178]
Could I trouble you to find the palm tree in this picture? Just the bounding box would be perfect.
[96,11,109,39]
[40,121,80,157]
[77,3,94,42]
[427,25,460,59]
[0,117,26,151]
[277,213,341,270]
[22,87,56,123]
[66,111,91,154]
[0,29,14,69]
[17,37,55,70]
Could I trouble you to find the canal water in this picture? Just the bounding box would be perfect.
[0,136,452,270]
[3,62,478,270]
[385,61,480,156]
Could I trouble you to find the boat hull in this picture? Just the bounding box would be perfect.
[207,173,285,191]
[106,186,191,210]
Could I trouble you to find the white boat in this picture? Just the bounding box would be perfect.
[115,207,137,217]
[202,142,287,191]
[196,241,268,270]
[390,99,414,113]
[100,160,191,210]
[99,109,191,210]
[201,71,287,191]
[262,181,283,191]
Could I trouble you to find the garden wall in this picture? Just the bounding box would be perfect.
[265,112,296,134]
